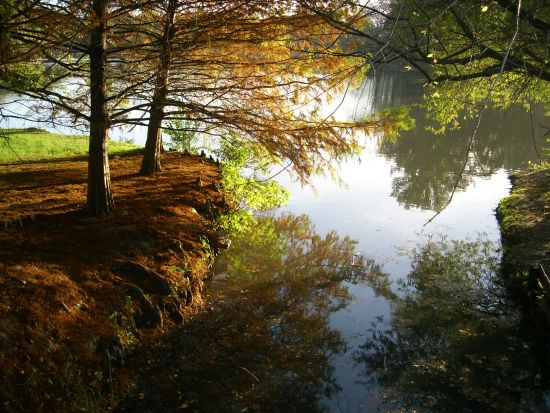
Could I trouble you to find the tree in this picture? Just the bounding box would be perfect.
[0,0,155,214]
[133,0,397,177]
[87,0,114,214]
[139,0,177,175]
[1,1,112,214]
[1,0,406,214]
[299,0,550,130]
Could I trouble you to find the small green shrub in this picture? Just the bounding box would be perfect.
[165,119,199,153]
[108,296,137,349]
[213,133,289,235]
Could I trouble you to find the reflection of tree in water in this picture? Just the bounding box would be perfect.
[381,106,547,211]
[118,213,385,413]
[195,213,388,413]
[355,236,550,412]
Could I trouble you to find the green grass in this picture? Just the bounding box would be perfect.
[0,128,141,163]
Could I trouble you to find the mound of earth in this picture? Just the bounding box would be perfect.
[0,152,228,412]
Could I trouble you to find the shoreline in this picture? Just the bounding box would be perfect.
[497,165,550,330]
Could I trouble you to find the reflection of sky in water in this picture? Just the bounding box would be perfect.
[277,69,546,411]
[279,153,511,276]
[279,151,512,411]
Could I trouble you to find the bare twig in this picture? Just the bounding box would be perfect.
[237,365,260,382]
[528,99,543,164]
[424,0,523,226]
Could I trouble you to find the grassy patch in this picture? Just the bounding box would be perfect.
[0,128,141,163]
[497,189,526,234]
[497,165,550,274]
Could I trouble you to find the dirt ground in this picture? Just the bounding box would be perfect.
[0,152,227,412]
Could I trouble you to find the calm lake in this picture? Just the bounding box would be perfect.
[2,69,549,412]
[201,69,549,413]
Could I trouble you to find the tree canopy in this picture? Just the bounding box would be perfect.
[300,0,550,130]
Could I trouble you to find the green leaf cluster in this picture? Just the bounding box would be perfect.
[0,0,15,19]
[165,119,199,153]
[424,75,550,134]
[377,0,550,132]
[213,133,289,235]
[3,63,49,90]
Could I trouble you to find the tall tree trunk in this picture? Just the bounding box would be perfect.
[140,92,165,174]
[87,0,114,214]
[140,0,177,175]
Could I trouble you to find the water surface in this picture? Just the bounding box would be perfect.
[206,69,549,412]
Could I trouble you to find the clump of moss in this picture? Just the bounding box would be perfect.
[497,166,549,260]
[497,187,527,236]
[497,165,550,329]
